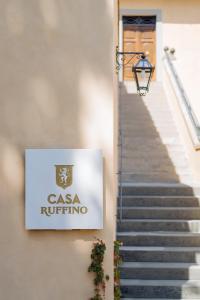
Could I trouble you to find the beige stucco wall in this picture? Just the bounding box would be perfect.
[163,58,200,181]
[0,1,116,299]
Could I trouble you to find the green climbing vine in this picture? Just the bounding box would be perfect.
[88,239,122,300]
[114,240,122,300]
[88,239,109,300]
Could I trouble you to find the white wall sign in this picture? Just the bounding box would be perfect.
[25,149,103,230]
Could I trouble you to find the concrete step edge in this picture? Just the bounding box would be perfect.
[118,219,200,223]
[120,246,200,251]
[120,183,200,188]
[117,232,200,236]
[121,262,200,268]
[118,207,200,210]
[119,181,200,188]
[120,279,200,287]
[118,196,200,199]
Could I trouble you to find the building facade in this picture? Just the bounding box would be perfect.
[1,0,200,299]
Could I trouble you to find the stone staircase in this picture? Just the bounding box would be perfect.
[117,185,200,299]
[119,82,193,184]
[118,82,200,299]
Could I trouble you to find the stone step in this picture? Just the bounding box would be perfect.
[117,232,200,247]
[121,126,178,133]
[121,168,191,175]
[117,220,200,232]
[122,137,182,146]
[121,174,192,184]
[121,106,172,111]
[122,151,185,162]
[121,131,180,139]
[121,117,177,123]
[121,175,193,185]
[121,123,180,130]
[121,299,197,300]
[121,150,187,161]
[122,157,190,167]
[120,143,187,153]
[122,162,191,170]
[117,196,200,207]
[120,262,200,280]
[120,184,200,196]
[120,246,200,263]
[121,112,173,118]
[122,160,190,171]
[121,118,177,125]
[121,161,189,171]
[122,151,188,161]
[120,279,200,299]
[117,207,200,220]
[120,125,182,134]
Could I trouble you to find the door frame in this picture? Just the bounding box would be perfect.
[119,9,163,83]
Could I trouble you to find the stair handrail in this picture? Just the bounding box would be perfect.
[118,126,123,222]
[164,47,200,145]
[118,79,125,222]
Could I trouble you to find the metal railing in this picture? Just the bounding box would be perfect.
[118,78,124,222]
[164,47,200,142]
[118,127,123,221]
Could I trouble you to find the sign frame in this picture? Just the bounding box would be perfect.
[25,149,103,230]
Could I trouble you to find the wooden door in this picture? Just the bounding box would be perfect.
[123,16,156,81]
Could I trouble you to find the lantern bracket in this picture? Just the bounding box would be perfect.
[116,46,145,72]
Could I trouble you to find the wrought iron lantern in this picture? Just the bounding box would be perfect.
[132,55,154,96]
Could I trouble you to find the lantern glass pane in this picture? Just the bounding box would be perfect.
[135,58,152,69]
[135,69,151,90]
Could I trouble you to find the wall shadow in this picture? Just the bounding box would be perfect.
[119,82,187,183]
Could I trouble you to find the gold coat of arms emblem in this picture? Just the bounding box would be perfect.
[55,165,73,189]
